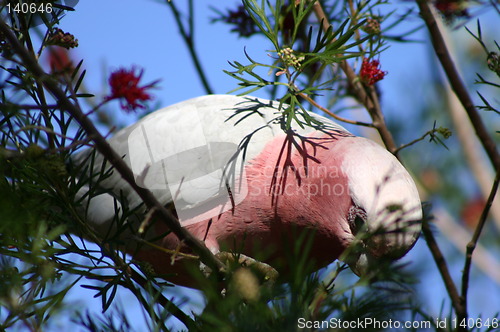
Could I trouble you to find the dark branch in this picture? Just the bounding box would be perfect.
[461,170,500,319]
[298,92,375,127]
[416,0,500,170]
[422,219,466,330]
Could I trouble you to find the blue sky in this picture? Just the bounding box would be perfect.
[47,0,500,330]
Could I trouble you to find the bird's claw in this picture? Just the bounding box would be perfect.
[199,251,279,284]
[216,252,279,283]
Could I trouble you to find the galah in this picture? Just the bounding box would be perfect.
[75,95,422,286]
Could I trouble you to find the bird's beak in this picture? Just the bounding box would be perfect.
[345,252,372,276]
[340,238,373,276]
[343,231,418,277]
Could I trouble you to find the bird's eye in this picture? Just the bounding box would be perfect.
[348,204,367,235]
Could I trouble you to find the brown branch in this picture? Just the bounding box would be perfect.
[311,1,399,155]
[416,0,500,170]
[0,19,226,277]
[347,0,363,53]
[443,74,500,228]
[415,1,500,324]
[394,133,431,154]
[312,0,470,326]
[461,170,500,318]
[422,220,466,330]
[298,92,375,127]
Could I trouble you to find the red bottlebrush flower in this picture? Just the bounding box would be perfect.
[106,67,157,112]
[359,58,387,85]
[47,47,73,73]
[434,0,469,20]
[461,197,486,229]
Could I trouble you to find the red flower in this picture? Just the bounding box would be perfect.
[47,47,73,72]
[359,58,387,85]
[461,197,485,229]
[434,0,469,20]
[106,67,157,112]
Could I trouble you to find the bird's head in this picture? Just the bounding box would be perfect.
[338,137,422,276]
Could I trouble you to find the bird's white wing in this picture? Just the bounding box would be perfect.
[74,95,349,226]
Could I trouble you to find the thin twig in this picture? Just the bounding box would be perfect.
[422,220,466,329]
[461,170,499,318]
[133,236,200,260]
[166,0,214,94]
[416,0,500,170]
[394,133,430,154]
[432,207,500,285]
[298,92,374,127]
[347,0,364,53]
[0,18,226,277]
[14,125,84,142]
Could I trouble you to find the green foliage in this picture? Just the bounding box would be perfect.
[225,0,379,130]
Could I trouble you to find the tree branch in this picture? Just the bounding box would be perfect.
[298,92,375,127]
[439,19,500,229]
[311,1,471,326]
[461,170,500,318]
[432,207,500,285]
[394,132,431,154]
[416,0,500,170]
[422,219,466,329]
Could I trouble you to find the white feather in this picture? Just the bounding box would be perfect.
[75,95,349,228]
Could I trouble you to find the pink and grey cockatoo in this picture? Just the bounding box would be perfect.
[76,95,422,286]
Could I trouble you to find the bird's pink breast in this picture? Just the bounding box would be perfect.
[137,131,356,278]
